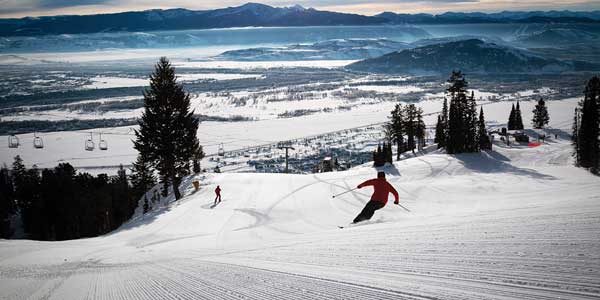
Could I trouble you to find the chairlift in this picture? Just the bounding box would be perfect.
[8,135,19,148]
[33,133,44,149]
[218,143,225,156]
[85,132,95,151]
[99,133,108,150]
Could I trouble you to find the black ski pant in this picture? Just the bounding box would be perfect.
[353,200,385,223]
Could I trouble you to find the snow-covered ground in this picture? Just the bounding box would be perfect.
[0,95,580,171]
[1,136,599,299]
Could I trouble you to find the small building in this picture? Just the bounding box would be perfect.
[320,157,334,172]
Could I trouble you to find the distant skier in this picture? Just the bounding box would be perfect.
[353,172,399,223]
[214,185,222,205]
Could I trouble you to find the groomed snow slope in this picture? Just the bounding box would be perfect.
[1,138,599,299]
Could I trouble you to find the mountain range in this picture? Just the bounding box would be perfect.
[346,39,600,74]
[0,3,599,36]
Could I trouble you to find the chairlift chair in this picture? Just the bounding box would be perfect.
[33,133,44,149]
[85,133,95,151]
[99,133,108,150]
[8,135,19,148]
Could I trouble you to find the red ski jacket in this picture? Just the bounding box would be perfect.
[357,178,399,205]
[215,186,221,195]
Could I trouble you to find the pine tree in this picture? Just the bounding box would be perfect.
[387,103,405,160]
[111,165,133,226]
[446,71,471,154]
[143,196,150,214]
[532,97,550,129]
[515,101,524,130]
[465,91,479,152]
[574,76,600,173]
[404,104,418,153]
[130,153,155,200]
[572,107,580,165]
[435,98,449,148]
[434,115,444,146]
[508,103,516,130]
[386,142,393,163]
[134,57,202,200]
[0,167,15,238]
[478,107,491,150]
[416,108,426,150]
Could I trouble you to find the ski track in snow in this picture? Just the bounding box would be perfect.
[1,140,600,299]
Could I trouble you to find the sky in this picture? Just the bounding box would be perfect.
[0,0,599,18]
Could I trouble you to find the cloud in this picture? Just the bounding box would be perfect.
[0,0,113,14]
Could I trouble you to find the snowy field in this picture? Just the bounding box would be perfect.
[0,94,581,172]
[1,136,599,299]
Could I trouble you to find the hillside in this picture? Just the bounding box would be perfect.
[2,5,600,36]
[1,137,599,299]
[214,39,412,61]
[0,3,386,36]
[515,28,599,46]
[376,10,600,24]
[347,39,600,74]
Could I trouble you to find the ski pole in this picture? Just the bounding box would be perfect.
[332,188,358,198]
[396,203,411,212]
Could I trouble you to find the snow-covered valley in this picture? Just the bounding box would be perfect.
[1,137,599,299]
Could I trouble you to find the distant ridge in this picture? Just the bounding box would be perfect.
[375,10,600,24]
[347,39,600,74]
[0,3,385,36]
[0,3,599,36]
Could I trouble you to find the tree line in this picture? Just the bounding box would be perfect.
[573,76,600,175]
[380,103,426,164]
[435,71,491,153]
[0,156,141,240]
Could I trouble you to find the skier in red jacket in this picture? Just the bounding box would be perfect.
[353,171,399,223]
[214,185,222,205]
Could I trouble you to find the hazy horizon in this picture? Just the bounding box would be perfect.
[1,0,599,19]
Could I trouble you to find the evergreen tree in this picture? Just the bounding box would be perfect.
[130,153,155,200]
[0,167,15,238]
[373,144,386,167]
[434,98,449,148]
[416,108,426,150]
[134,57,202,200]
[12,156,42,238]
[478,107,491,150]
[508,104,516,130]
[515,101,524,130]
[387,103,405,160]
[465,91,479,152]
[386,142,393,163]
[434,115,444,146]
[143,196,150,214]
[574,76,600,173]
[572,107,580,164]
[111,165,133,227]
[532,97,550,129]
[2,157,140,241]
[446,71,471,154]
[404,104,418,153]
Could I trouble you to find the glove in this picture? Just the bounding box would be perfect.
[394,201,399,205]
[356,185,362,189]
